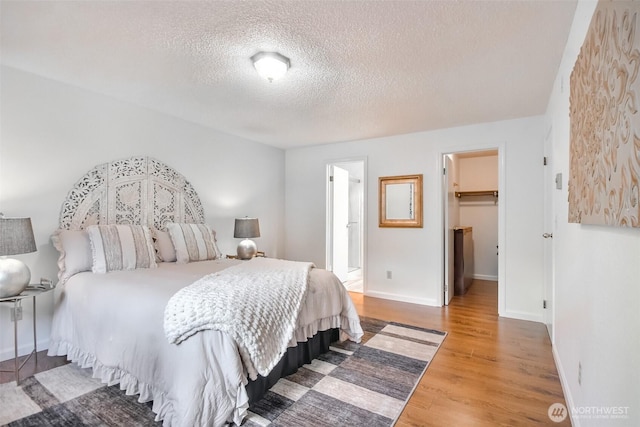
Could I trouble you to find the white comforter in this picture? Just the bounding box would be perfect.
[47,259,363,427]
[165,259,315,380]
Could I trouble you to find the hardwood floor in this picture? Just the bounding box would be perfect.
[350,280,570,426]
[1,280,568,426]
[0,350,67,385]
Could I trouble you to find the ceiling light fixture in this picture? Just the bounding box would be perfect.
[251,51,290,82]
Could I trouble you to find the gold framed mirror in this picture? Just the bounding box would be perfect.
[379,174,423,228]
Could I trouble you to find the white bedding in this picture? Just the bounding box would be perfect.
[165,258,315,380]
[47,259,363,427]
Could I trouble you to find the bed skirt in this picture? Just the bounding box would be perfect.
[245,328,339,403]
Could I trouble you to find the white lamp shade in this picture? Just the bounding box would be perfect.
[251,52,290,82]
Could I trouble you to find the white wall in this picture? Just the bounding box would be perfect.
[545,1,640,426]
[0,66,285,361]
[458,155,499,280]
[285,115,545,320]
[459,155,498,192]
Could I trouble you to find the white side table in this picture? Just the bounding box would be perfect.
[0,285,53,385]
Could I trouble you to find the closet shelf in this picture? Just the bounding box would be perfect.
[455,190,498,198]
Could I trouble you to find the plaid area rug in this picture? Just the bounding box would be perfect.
[1,317,446,427]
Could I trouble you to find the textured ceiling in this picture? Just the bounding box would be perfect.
[1,1,577,149]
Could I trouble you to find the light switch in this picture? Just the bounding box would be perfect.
[555,173,562,190]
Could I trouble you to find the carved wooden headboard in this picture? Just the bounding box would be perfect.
[59,156,205,230]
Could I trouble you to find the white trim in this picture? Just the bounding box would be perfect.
[437,141,506,316]
[361,158,368,294]
[325,164,333,272]
[437,154,445,306]
[553,344,580,427]
[502,309,543,323]
[497,144,507,318]
[472,274,498,281]
[0,338,49,363]
[325,156,368,294]
[364,290,438,307]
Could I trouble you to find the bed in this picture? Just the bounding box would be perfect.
[47,156,363,426]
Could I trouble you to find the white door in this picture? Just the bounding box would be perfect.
[331,165,350,282]
[443,156,455,305]
[543,130,555,339]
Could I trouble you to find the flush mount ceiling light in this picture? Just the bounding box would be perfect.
[251,51,290,82]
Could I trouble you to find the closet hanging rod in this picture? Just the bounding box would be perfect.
[455,190,498,198]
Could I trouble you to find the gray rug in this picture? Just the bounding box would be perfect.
[1,317,446,426]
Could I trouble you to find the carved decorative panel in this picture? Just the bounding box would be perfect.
[569,1,640,227]
[59,157,205,230]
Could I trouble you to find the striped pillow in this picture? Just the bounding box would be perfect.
[87,225,157,273]
[166,223,221,263]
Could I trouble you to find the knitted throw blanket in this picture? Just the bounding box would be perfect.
[164,258,314,380]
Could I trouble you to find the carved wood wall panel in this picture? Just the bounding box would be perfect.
[569,1,640,227]
[59,156,205,230]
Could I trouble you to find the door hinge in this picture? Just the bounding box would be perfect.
[543,157,548,166]
[543,300,548,309]
[443,167,446,175]
[329,175,333,182]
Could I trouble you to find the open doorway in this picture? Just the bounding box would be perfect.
[443,149,500,307]
[326,159,365,293]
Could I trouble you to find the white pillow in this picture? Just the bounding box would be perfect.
[51,229,93,285]
[166,223,222,263]
[153,229,177,262]
[86,224,157,273]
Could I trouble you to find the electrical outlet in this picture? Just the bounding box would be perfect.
[386,270,392,279]
[11,307,23,322]
[578,362,582,386]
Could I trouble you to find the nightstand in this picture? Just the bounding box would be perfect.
[226,251,265,260]
[0,285,53,385]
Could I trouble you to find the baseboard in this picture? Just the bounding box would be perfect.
[552,344,580,427]
[0,338,50,363]
[472,274,498,281]
[501,309,543,323]
[363,290,439,307]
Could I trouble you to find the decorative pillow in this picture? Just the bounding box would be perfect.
[166,223,222,263]
[51,229,93,285]
[86,224,157,273]
[153,229,177,263]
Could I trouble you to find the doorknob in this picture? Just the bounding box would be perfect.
[543,233,553,238]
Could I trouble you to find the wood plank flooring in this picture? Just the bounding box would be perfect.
[0,350,67,385]
[350,280,570,426]
[1,280,568,426]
